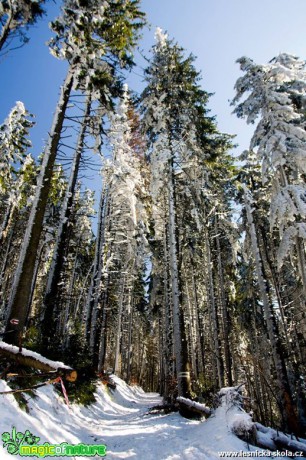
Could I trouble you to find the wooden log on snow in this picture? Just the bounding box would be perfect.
[0,341,77,382]
[272,433,306,455]
[253,423,306,454]
[177,396,211,418]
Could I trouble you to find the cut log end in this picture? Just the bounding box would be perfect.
[59,369,77,383]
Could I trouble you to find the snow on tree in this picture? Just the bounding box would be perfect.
[232,53,306,293]
[0,0,45,53]
[0,102,35,249]
[4,0,145,347]
[85,86,149,373]
[0,101,34,195]
[141,28,235,403]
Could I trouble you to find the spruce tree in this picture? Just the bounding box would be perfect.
[141,29,233,403]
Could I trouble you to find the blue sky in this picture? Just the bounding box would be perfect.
[1,0,306,171]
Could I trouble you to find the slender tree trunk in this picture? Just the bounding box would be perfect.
[0,202,13,245]
[296,236,306,299]
[87,189,110,361]
[0,220,15,287]
[0,221,15,316]
[26,234,48,324]
[4,69,74,346]
[85,189,108,336]
[167,158,191,398]
[114,276,126,376]
[97,284,109,373]
[162,221,174,400]
[204,213,224,389]
[40,94,91,349]
[190,260,205,376]
[278,167,306,298]
[259,227,289,334]
[244,186,300,435]
[215,221,232,386]
[126,293,133,383]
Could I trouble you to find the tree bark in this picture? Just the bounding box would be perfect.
[244,186,300,435]
[4,69,74,346]
[204,214,224,389]
[215,221,232,386]
[40,94,91,349]
[114,276,125,376]
[85,187,108,342]
[167,158,191,399]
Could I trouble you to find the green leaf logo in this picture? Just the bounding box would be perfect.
[2,427,40,456]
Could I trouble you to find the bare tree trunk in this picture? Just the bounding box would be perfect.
[126,294,133,383]
[278,167,306,298]
[85,187,109,345]
[114,276,126,376]
[185,279,197,379]
[97,280,110,373]
[167,159,191,398]
[162,221,174,400]
[190,260,205,377]
[4,69,74,346]
[0,202,13,245]
[40,95,91,349]
[204,217,224,389]
[244,186,300,435]
[215,221,232,386]
[296,236,306,299]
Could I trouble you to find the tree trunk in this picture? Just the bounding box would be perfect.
[85,188,108,337]
[244,186,300,435]
[4,69,74,346]
[0,202,13,246]
[126,293,133,384]
[97,285,109,374]
[190,260,205,377]
[296,236,306,299]
[167,158,191,399]
[162,221,174,400]
[114,276,125,376]
[204,215,224,389]
[40,94,91,350]
[215,221,232,386]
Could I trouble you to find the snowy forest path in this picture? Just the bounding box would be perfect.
[0,377,290,460]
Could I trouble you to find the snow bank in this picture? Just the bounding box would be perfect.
[0,378,293,459]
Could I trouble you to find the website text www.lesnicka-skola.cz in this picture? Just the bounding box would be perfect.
[218,450,304,457]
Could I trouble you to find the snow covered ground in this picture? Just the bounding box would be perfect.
[0,376,291,459]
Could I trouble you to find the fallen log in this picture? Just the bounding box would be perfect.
[177,396,211,419]
[272,432,306,455]
[0,341,77,382]
[249,422,306,455]
[147,403,178,415]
